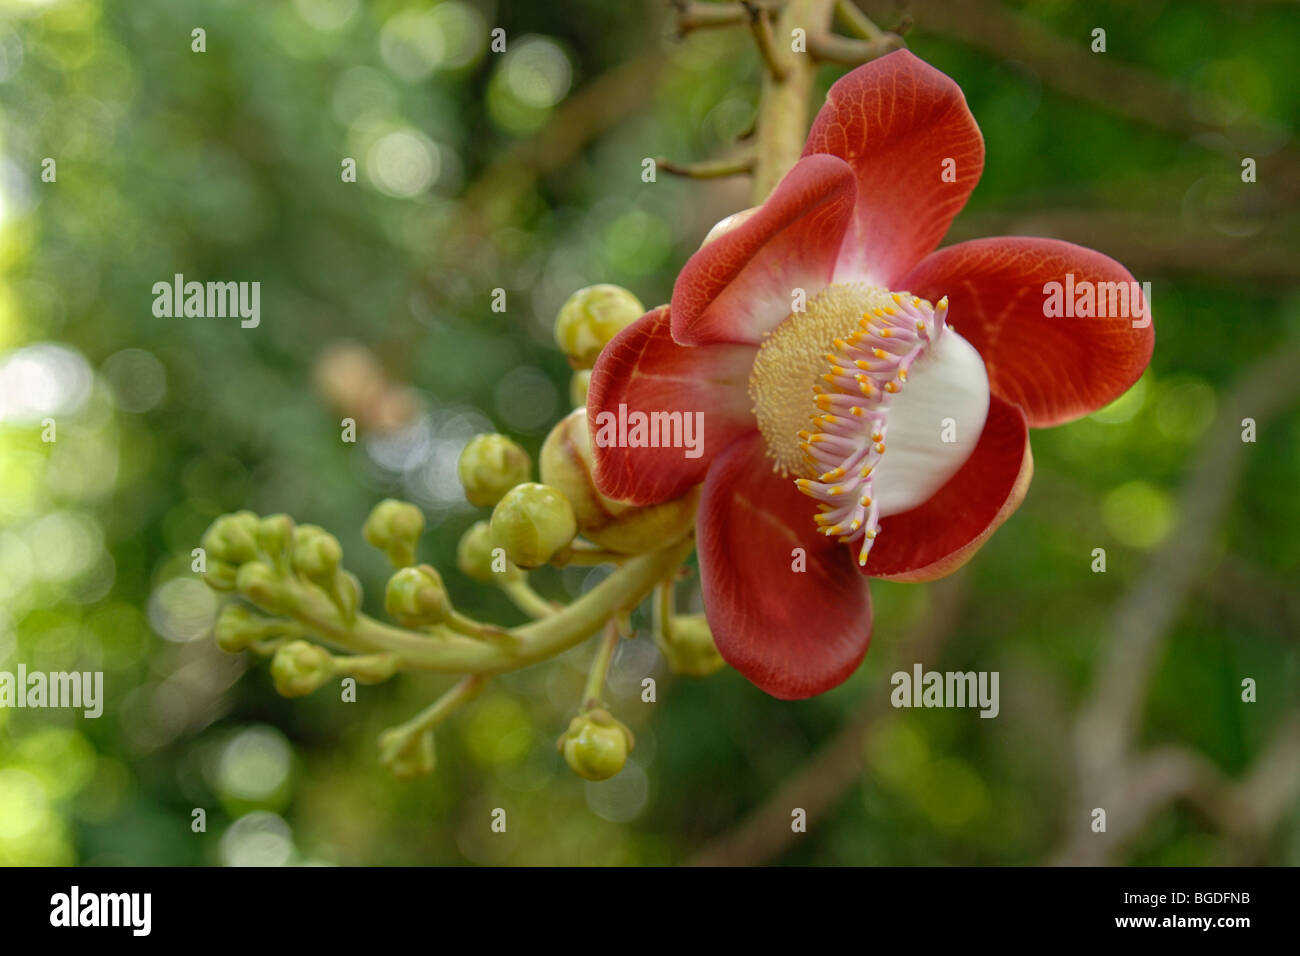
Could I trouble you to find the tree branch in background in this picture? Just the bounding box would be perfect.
[948,209,1300,285]
[672,0,781,36]
[655,154,757,178]
[905,0,1300,201]
[689,573,969,866]
[1055,339,1300,865]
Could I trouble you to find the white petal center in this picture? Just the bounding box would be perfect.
[871,328,989,516]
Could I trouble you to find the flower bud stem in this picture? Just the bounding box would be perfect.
[332,652,400,684]
[385,674,485,745]
[582,621,621,711]
[653,577,676,645]
[550,542,627,567]
[239,537,694,676]
[500,579,559,620]
[446,611,517,647]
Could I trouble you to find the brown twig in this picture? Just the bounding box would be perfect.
[807,30,905,64]
[1055,339,1300,865]
[744,1,791,80]
[909,0,1300,201]
[672,0,780,35]
[655,154,756,178]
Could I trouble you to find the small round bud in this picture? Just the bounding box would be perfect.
[201,512,260,565]
[456,521,520,583]
[558,709,633,781]
[214,604,263,653]
[379,727,436,780]
[489,483,576,569]
[292,526,343,583]
[554,284,644,369]
[657,614,726,677]
[235,561,292,614]
[203,560,239,592]
[570,369,591,409]
[270,640,334,697]
[362,499,426,567]
[257,514,295,559]
[385,565,452,627]
[457,434,531,508]
[540,409,698,554]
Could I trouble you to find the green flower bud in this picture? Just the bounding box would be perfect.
[385,564,452,627]
[235,561,292,614]
[540,409,698,554]
[657,614,726,677]
[555,285,644,369]
[457,434,531,508]
[570,369,591,409]
[270,640,334,697]
[456,521,521,584]
[292,525,343,584]
[203,560,239,592]
[257,514,295,560]
[201,511,260,565]
[489,483,576,569]
[214,604,263,653]
[378,727,436,780]
[362,499,426,567]
[558,709,634,781]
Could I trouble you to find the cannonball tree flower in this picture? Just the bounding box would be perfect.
[588,51,1154,700]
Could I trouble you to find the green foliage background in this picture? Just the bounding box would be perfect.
[0,0,1297,865]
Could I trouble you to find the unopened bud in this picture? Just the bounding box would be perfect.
[292,525,343,584]
[235,561,292,614]
[457,434,531,508]
[489,483,576,569]
[363,499,426,567]
[385,564,452,627]
[658,613,726,677]
[554,284,644,369]
[202,511,260,565]
[379,727,436,780]
[214,604,264,653]
[257,514,295,560]
[203,560,239,591]
[558,709,634,781]
[540,409,697,554]
[456,521,520,583]
[270,640,334,697]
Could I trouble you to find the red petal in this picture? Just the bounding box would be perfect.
[900,237,1154,427]
[588,306,759,505]
[670,154,856,347]
[862,394,1032,582]
[698,433,873,699]
[803,50,984,287]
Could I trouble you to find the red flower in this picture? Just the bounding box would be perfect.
[588,51,1153,699]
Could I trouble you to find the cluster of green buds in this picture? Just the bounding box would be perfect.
[196,283,724,788]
